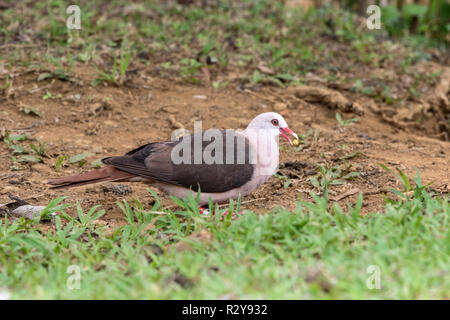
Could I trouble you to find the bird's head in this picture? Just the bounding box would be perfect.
[245,112,298,145]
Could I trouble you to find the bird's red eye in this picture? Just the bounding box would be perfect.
[271,119,279,126]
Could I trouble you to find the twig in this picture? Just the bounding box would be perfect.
[329,188,361,202]
[217,197,266,208]
[29,85,51,94]
[363,189,390,196]
[168,114,184,129]
[147,211,169,215]
[0,43,37,49]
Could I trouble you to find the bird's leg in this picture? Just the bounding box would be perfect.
[198,206,210,216]
[198,206,239,219]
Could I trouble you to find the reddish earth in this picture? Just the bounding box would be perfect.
[1,64,449,227]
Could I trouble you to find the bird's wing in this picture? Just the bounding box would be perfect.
[102,131,255,193]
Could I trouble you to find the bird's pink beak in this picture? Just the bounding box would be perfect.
[279,127,298,145]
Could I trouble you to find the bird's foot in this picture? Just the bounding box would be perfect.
[198,206,210,216]
[198,206,239,220]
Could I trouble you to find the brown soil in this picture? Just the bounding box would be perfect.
[1,64,449,226]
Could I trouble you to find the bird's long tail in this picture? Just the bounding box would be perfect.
[48,165,135,189]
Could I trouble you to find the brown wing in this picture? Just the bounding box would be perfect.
[102,131,255,193]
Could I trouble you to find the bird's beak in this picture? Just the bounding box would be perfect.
[279,127,299,145]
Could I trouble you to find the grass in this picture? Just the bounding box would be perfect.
[0,0,448,300]
[0,0,445,105]
[336,113,359,127]
[3,131,47,165]
[0,172,448,299]
[92,41,132,86]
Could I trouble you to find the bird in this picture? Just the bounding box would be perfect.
[48,112,298,207]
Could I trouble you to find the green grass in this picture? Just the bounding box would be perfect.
[0,0,448,300]
[0,172,448,299]
[0,0,445,104]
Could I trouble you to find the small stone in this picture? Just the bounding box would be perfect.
[102,98,118,110]
[206,56,218,65]
[273,102,287,112]
[92,146,103,154]
[358,132,371,139]
[66,94,81,103]
[104,120,118,127]
[31,163,47,171]
[11,205,46,220]
[89,102,103,115]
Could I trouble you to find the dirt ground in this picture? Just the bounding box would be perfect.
[1,63,449,227]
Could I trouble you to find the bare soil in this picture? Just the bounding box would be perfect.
[1,63,449,228]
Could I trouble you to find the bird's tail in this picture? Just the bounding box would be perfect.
[48,165,135,189]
